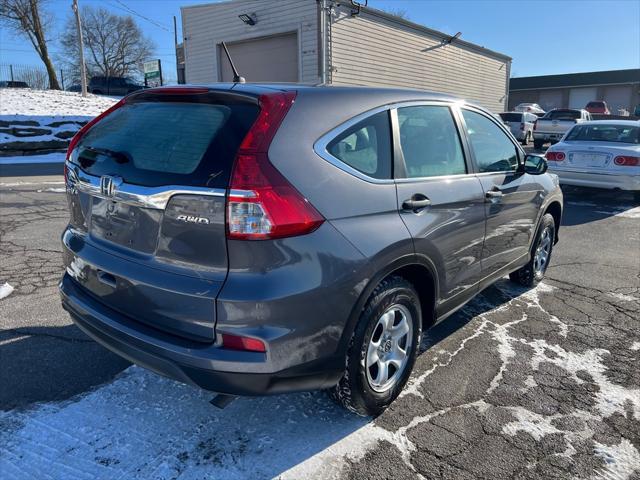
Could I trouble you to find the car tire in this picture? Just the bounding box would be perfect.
[521,131,530,146]
[330,276,422,417]
[533,139,543,150]
[92,89,102,95]
[509,213,555,287]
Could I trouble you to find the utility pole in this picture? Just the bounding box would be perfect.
[72,0,87,97]
[173,16,179,83]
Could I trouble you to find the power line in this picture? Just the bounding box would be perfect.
[110,0,171,32]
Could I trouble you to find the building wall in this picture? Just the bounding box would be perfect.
[181,0,319,84]
[327,5,510,113]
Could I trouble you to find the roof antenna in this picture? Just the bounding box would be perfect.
[221,41,245,83]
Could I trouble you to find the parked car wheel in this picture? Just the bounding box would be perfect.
[533,139,544,150]
[91,89,103,95]
[509,213,555,287]
[330,276,422,416]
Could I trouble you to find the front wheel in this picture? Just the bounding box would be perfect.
[330,276,422,416]
[509,213,555,287]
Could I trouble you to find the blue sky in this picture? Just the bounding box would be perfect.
[1,0,638,82]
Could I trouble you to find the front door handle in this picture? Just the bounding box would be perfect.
[485,189,503,201]
[402,194,431,212]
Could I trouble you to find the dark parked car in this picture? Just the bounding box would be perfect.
[0,80,29,88]
[60,85,563,416]
[88,76,145,95]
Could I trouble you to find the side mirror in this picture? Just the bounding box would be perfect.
[522,154,548,175]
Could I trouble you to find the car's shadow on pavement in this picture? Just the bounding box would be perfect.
[560,186,639,226]
[1,279,532,478]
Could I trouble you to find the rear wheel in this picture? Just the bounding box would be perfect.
[533,139,544,150]
[331,276,422,416]
[509,213,555,287]
[521,131,530,146]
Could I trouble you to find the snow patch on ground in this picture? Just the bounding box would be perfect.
[630,342,640,352]
[595,206,640,219]
[0,152,66,165]
[0,282,14,300]
[37,187,66,193]
[0,180,64,187]
[0,88,117,117]
[608,292,639,303]
[592,439,640,480]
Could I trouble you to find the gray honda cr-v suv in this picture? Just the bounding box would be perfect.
[60,84,562,416]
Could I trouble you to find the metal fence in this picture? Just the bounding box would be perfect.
[0,64,78,90]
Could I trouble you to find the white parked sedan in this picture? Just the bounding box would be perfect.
[544,120,640,199]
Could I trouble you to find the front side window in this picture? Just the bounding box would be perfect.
[461,109,518,173]
[397,105,466,178]
[327,111,392,180]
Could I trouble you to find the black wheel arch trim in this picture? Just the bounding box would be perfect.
[336,253,439,356]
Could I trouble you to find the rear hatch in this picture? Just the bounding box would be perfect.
[64,88,260,341]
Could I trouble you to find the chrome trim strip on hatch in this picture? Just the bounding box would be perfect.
[72,170,225,210]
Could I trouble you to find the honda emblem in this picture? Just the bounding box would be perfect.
[100,175,122,197]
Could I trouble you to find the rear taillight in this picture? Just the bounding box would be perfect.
[614,155,639,166]
[66,98,127,160]
[221,333,266,353]
[227,91,324,240]
[545,151,565,161]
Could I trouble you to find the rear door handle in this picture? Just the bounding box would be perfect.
[402,194,431,212]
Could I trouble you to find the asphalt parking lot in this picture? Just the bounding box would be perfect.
[0,176,638,479]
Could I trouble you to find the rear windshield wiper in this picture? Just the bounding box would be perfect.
[80,146,131,165]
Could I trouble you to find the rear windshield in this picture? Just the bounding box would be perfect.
[71,95,259,187]
[545,110,581,121]
[499,113,522,122]
[586,102,604,108]
[565,124,639,144]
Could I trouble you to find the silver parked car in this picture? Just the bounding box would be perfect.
[545,120,640,200]
[60,84,563,416]
[500,111,538,145]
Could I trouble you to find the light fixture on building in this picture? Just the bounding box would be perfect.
[441,32,462,46]
[238,13,257,25]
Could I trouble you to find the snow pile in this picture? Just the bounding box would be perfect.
[0,88,117,117]
[0,282,14,300]
[0,88,117,157]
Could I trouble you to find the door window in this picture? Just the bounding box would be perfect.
[397,105,466,178]
[327,111,392,180]
[461,109,519,173]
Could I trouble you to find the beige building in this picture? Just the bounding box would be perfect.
[181,0,511,112]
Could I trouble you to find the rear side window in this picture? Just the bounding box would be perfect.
[72,97,259,188]
[327,111,392,180]
[546,110,581,120]
[499,113,523,122]
[397,105,466,178]
[462,109,518,173]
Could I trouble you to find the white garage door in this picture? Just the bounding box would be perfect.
[539,90,563,111]
[603,85,632,113]
[219,32,299,83]
[569,87,597,109]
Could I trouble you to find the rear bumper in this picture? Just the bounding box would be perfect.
[60,273,342,395]
[549,169,640,191]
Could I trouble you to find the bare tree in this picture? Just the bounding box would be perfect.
[60,5,155,81]
[383,8,410,20]
[0,0,60,89]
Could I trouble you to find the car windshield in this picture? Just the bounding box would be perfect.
[545,110,581,121]
[587,102,604,108]
[565,124,639,144]
[500,113,522,122]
